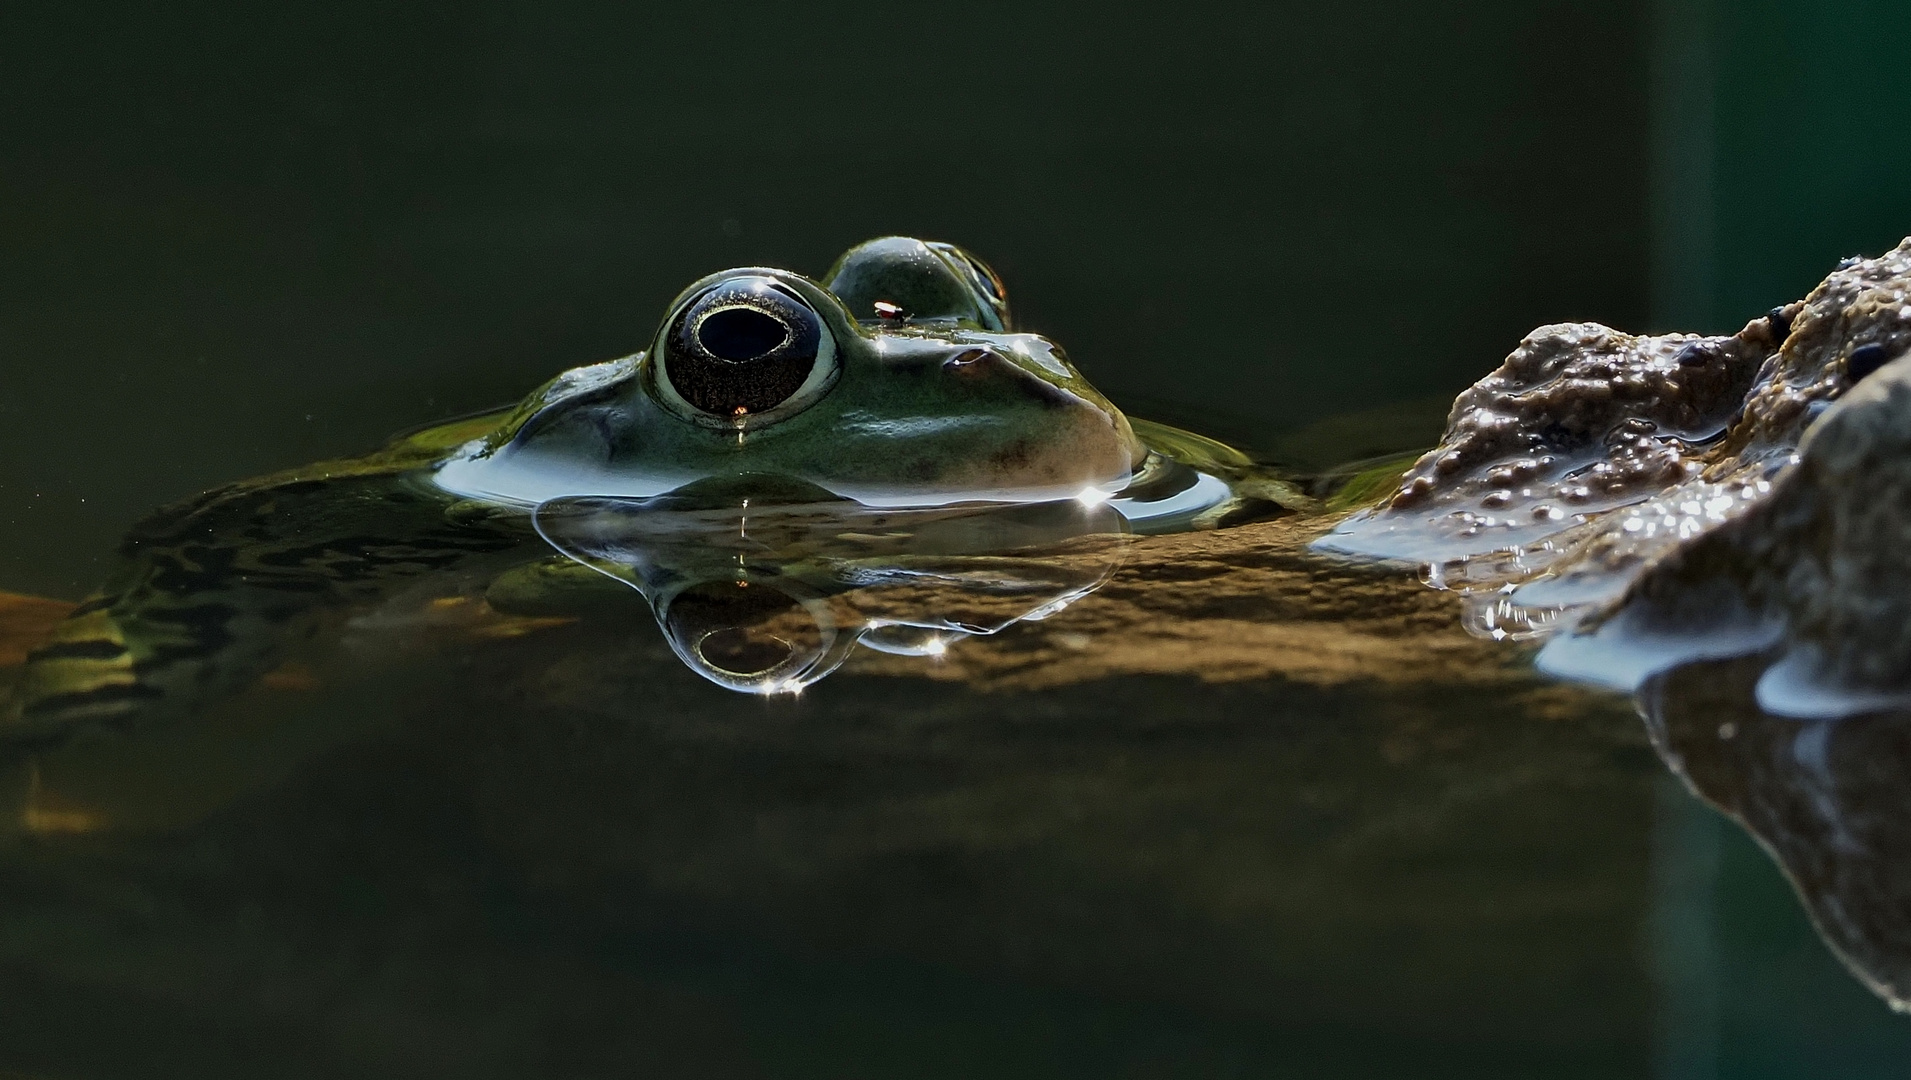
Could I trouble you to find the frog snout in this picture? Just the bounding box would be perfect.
[943,347,1077,410]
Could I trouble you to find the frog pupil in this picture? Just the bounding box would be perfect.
[698,307,789,362]
[663,278,826,420]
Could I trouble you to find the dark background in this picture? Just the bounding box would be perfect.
[9,4,1911,599]
[2,1,1656,597]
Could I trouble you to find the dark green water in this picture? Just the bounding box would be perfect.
[4,3,1911,1076]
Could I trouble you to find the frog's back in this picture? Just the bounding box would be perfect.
[5,412,522,743]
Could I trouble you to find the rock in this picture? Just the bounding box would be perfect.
[1316,318,1779,562]
[1313,237,1911,717]
[1544,348,1911,716]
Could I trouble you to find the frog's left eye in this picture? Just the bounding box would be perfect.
[654,276,839,427]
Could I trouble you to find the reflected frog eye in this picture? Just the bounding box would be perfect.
[654,275,839,427]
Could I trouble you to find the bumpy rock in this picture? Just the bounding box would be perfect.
[1716,242,1911,459]
[1543,350,1911,715]
[1318,318,1780,561]
[1318,237,1911,716]
[1322,239,1911,564]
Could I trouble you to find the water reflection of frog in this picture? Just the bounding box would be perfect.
[523,490,1129,694]
[5,238,1304,740]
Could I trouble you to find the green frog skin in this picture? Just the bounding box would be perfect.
[437,237,1145,507]
[6,238,1301,738]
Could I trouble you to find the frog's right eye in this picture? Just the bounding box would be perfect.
[822,237,1010,331]
[927,241,1011,328]
[653,275,840,429]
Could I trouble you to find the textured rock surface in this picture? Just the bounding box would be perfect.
[1318,317,1780,561]
[1320,238,1911,569]
[1717,241,1911,459]
[1314,237,1911,716]
[1546,351,1911,714]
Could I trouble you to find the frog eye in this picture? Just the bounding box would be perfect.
[957,252,1006,306]
[654,275,839,427]
[927,242,1011,328]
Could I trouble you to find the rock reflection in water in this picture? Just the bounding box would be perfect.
[1643,656,1911,1013]
[524,490,1129,693]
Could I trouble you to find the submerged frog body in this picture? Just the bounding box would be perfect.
[6,238,1304,737]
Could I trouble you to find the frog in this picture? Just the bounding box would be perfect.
[5,237,1308,740]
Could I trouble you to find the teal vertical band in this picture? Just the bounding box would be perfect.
[1650,770,1724,1080]
[1650,0,1718,333]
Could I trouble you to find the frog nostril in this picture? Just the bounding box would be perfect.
[698,307,789,362]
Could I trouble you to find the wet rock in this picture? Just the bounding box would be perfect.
[1322,239,1911,565]
[1317,318,1778,561]
[1715,240,1911,459]
[1545,347,1911,716]
[1314,237,1911,717]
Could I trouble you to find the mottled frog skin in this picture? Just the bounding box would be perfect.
[7,238,1303,739]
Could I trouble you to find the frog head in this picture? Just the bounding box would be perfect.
[435,238,1144,507]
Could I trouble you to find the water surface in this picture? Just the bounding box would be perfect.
[6,3,1911,1076]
